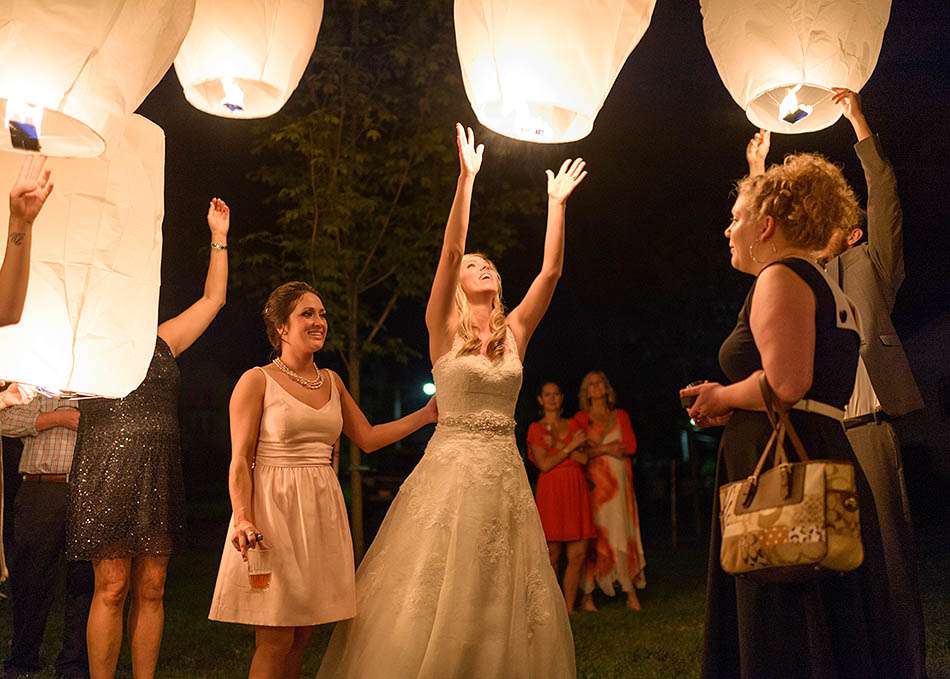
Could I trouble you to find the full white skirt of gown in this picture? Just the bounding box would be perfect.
[317,422,576,679]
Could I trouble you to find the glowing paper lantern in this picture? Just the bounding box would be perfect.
[701,0,891,134]
[454,0,656,143]
[0,1,195,157]
[173,0,324,118]
[0,114,165,398]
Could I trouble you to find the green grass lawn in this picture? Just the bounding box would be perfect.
[1,534,946,678]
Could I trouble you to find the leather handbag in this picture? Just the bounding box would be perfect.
[718,374,863,582]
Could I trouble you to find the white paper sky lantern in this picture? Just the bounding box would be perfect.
[455,0,656,143]
[174,0,324,119]
[701,0,891,134]
[0,115,165,398]
[0,1,194,157]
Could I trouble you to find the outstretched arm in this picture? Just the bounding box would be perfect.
[834,88,904,296]
[426,124,483,363]
[0,156,54,326]
[746,129,770,177]
[508,158,587,358]
[833,88,872,142]
[158,198,230,357]
[334,372,438,452]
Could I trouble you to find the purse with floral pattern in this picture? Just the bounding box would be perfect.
[718,374,863,582]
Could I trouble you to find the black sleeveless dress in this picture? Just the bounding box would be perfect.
[702,258,901,678]
[67,336,186,560]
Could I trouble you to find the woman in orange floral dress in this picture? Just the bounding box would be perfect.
[574,370,645,611]
[526,381,594,613]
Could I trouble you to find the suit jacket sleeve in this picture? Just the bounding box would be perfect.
[855,134,904,304]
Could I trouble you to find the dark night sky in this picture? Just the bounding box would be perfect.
[134,1,949,496]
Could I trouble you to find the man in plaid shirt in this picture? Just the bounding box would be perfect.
[1,395,92,679]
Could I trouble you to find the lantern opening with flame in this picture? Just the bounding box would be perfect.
[702,0,891,134]
[777,84,815,125]
[0,1,194,157]
[174,1,324,119]
[455,0,657,143]
[5,100,44,151]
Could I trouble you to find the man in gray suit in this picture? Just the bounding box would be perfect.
[747,91,926,677]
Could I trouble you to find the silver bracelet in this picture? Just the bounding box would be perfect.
[210,242,228,250]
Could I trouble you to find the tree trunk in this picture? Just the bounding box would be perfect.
[347,310,365,561]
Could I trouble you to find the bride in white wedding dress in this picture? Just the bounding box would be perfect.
[317,124,587,679]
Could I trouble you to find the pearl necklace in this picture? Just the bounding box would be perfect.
[272,357,324,390]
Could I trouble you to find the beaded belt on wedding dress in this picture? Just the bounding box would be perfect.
[438,410,516,437]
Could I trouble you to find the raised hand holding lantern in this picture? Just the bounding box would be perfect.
[0,0,195,157]
[455,0,656,143]
[701,0,891,134]
[173,0,324,118]
[0,115,165,398]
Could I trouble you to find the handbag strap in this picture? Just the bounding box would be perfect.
[758,372,812,462]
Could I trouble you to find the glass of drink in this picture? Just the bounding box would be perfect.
[246,546,272,591]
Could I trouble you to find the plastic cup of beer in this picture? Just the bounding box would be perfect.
[246,547,272,591]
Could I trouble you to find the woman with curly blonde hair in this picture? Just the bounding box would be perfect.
[681,151,901,678]
[573,371,644,612]
[318,124,588,678]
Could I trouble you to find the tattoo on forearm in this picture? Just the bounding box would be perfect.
[8,232,25,246]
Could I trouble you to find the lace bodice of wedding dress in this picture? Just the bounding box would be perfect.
[431,331,522,419]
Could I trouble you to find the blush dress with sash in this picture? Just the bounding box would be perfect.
[317,329,576,679]
[209,368,356,627]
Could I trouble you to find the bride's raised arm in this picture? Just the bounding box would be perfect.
[508,158,588,358]
[425,123,483,363]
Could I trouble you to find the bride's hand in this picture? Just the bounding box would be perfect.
[546,158,587,205]
[456,123,483,178]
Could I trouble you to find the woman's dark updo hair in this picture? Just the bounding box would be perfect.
[262,281,320,354]
[536,380,561,397]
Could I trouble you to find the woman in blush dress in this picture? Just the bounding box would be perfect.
[574,370,645,612]
[317,124,587,679]
[209,281,437,679]
[527,380,594,613]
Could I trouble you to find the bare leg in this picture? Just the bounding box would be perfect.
[284,626,315,679]
[128,556,169,678]
[88,558,132,679]
[250,626,295,679]
[546,541,562,572]
[626,589,641,611]
[563,540,587,613]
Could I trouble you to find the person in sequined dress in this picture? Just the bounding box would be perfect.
[66,198,230,679]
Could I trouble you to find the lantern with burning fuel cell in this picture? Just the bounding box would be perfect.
[0,115,165,398]
[701,0,891,134]
[455,0,656,143]
[0,0,194,156]
[173,0,324,119]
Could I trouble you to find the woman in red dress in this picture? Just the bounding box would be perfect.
[574,370,645,611]
[526,380,595,613]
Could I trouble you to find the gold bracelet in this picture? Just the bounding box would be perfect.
[210,242,228,250]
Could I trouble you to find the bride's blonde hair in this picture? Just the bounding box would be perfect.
[454,253,507,361]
